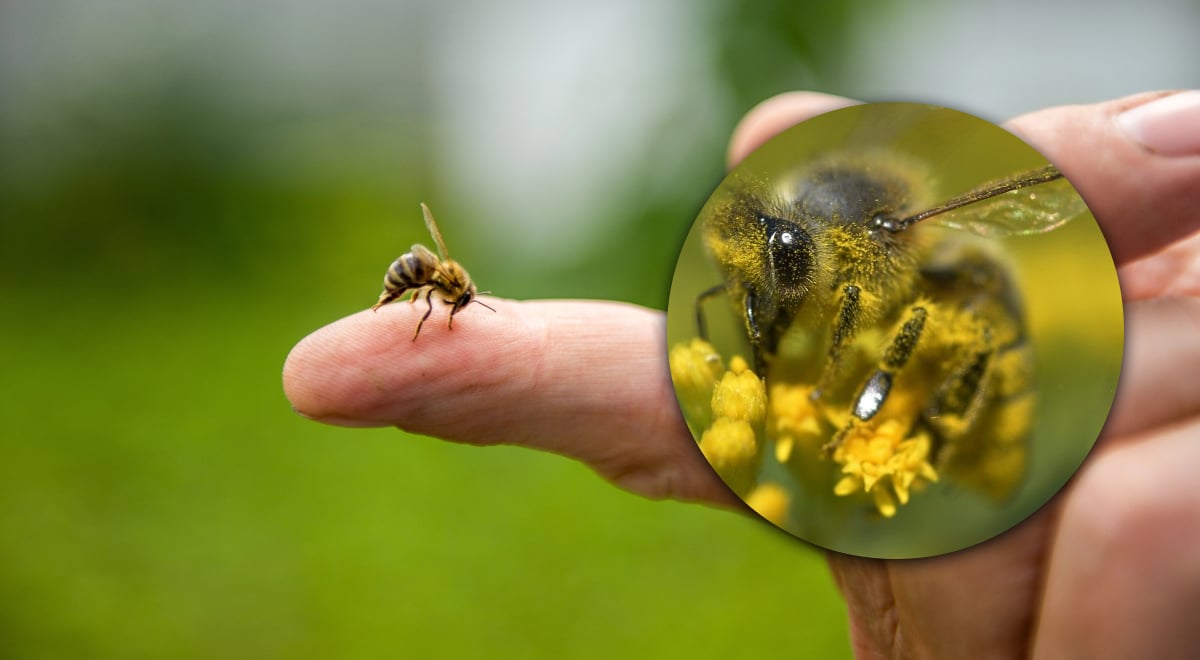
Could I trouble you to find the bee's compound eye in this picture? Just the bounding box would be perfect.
[456,292,473,309]
[760,214,813,286]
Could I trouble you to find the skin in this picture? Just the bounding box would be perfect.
[284,91,1200,659]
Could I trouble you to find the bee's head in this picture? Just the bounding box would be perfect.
[455,283,496,316]
[448,276,495,316]
[454,288,474,311]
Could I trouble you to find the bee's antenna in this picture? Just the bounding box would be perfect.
[472,292,496,313]
[891,165,1064,231]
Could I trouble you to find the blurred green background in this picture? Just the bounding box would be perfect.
[1,1,1196,658]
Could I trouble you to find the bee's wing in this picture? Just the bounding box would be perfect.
[421,203,451,260]
[929,176,1089,237]
[897,165,1089,237]
[410,243,439,263]
[409,243,457,284]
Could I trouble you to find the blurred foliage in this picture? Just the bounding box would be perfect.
[711,0,864,107]
[0,73,417,301]
[0,1,857,659]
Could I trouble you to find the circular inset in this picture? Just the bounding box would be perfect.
[667,103,1122,558]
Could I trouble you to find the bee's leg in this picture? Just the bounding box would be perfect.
[926,337,1033,501]
[694,284,727,341]
[923,338,996,459]
[743,286,766,371]
[933,347,992,421]
[412,288,435,341]
[812,285,862,400]
[824,305,928,453]
[860,305,928,418]
[372,289,400,312]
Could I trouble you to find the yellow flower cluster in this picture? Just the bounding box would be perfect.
[670,340,767,496]
[831,419,939,518]
[668,339,725,432]
[670,342,793,523]
[763,378,939,518]
[697,354,767,496]
[670,338,942,519]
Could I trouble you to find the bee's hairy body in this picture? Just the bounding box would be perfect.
[372,204,492,341]
[703,165,924,365]
[699,158,1062,499]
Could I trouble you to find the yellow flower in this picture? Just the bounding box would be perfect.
[745,482,790,527]
[831,418,938,517]
[699,417,760,495]
[668,339,725,430]
[887,432,939,505]
[872,485,898,519]
[699,418,758,472]
[766,381,825,462]
[711,358,767,425]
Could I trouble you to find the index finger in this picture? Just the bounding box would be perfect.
[282,297,739,507]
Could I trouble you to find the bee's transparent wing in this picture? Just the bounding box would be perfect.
[892,165,1090,237]
[421,203,451,260]
[930,176,1090,237]
[410,243,439,263]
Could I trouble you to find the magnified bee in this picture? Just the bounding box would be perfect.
[696,155,1089,500]
[372,203,495,340]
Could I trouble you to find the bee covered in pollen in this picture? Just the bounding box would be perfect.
[372,203,495,340]
[692,157,1085,510]
[667,103,1122,557]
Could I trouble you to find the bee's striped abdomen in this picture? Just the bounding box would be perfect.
[384,251,435,294]
[372,245,441,312]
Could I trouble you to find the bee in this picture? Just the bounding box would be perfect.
[696,156,1088,499]
[372,203,495,340]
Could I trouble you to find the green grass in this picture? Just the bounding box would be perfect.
[0,287,850,659]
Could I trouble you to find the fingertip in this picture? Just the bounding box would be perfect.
[282,297,525,427]
[727,91,860,168]
[282,324,322,414]
[281,310,375,424]
[280,299,739,505]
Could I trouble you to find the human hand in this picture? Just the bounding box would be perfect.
[283,90,1200,658]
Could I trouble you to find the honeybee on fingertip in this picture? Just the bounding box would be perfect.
[372,203,495,341]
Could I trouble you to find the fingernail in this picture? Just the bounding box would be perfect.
[1117,91,1200,156]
